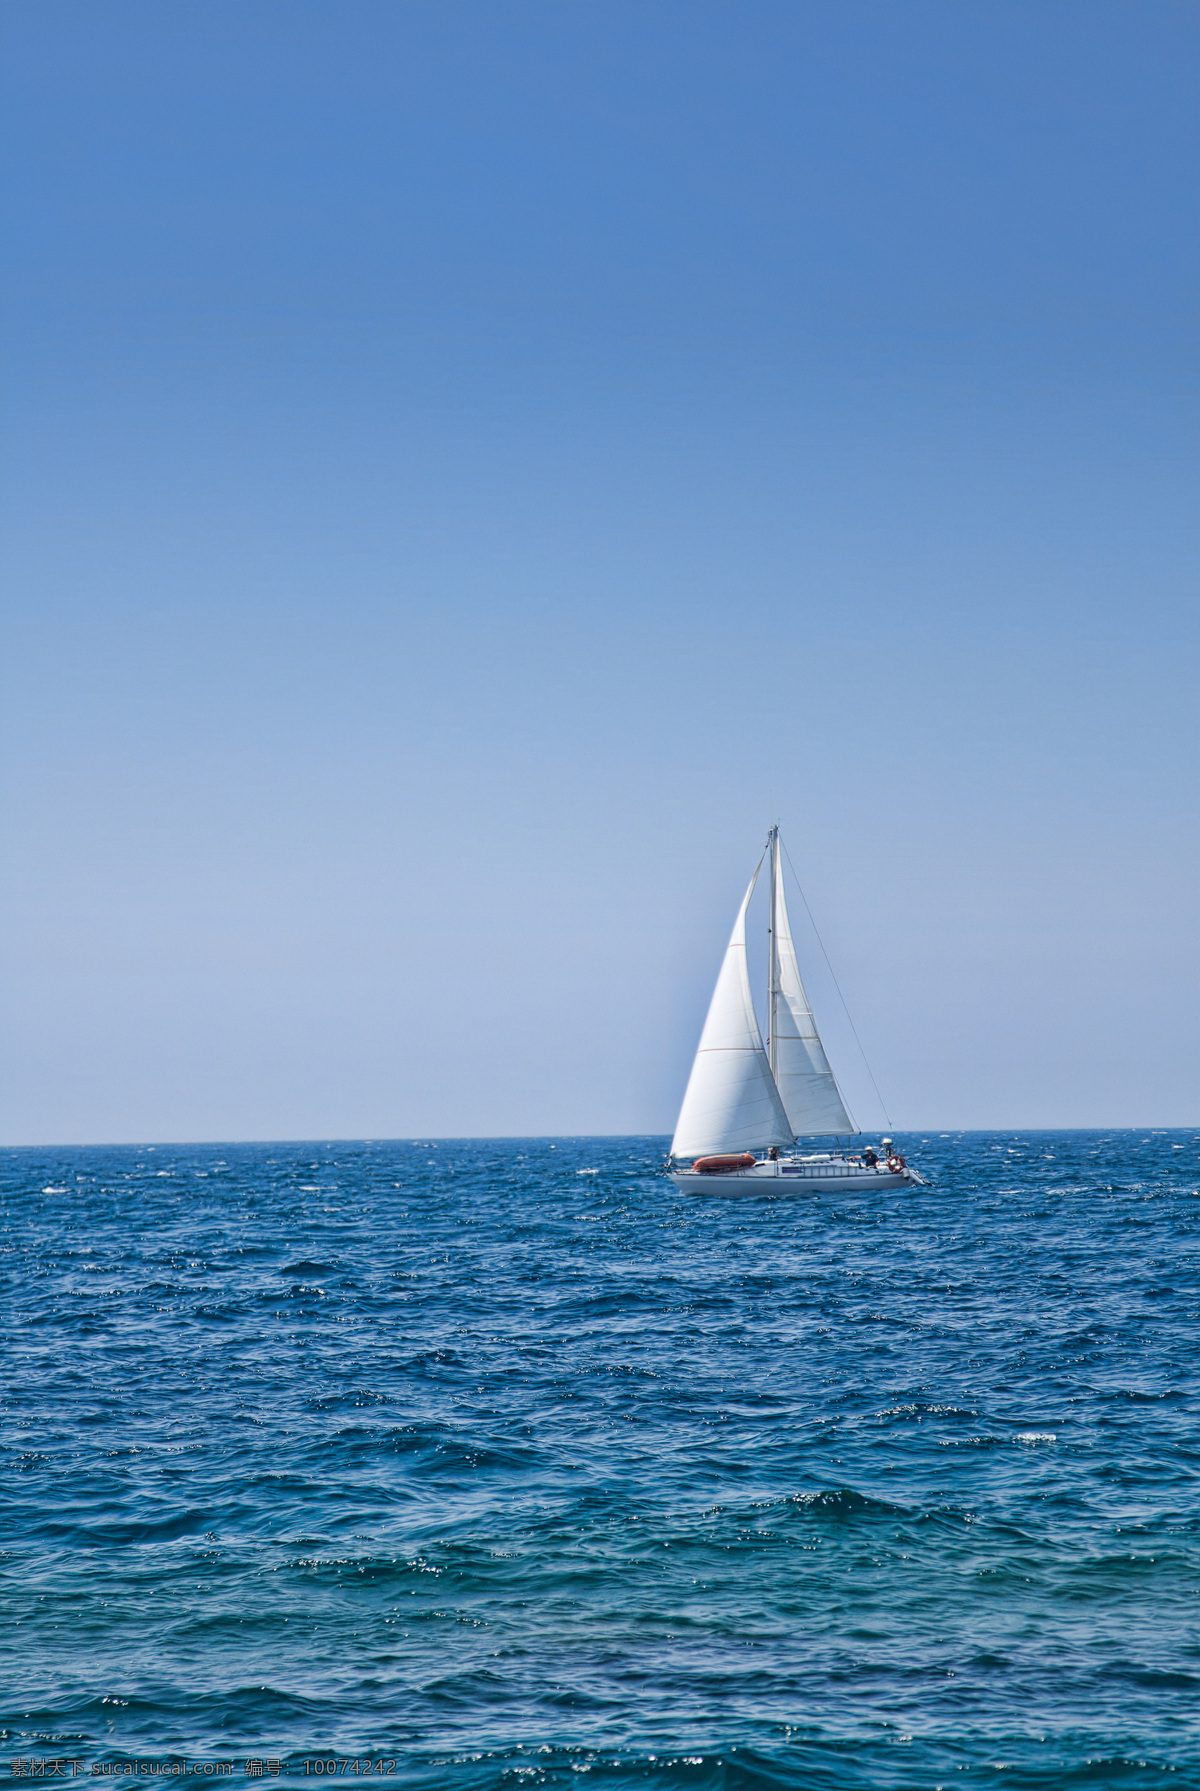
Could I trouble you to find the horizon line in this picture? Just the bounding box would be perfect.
[3,1125,1197,1152]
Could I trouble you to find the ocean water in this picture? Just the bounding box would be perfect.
[3,1132,1200,1790]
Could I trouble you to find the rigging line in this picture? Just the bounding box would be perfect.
[780,835,894,1132]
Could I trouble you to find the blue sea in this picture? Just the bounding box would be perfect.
[4,1132,1200,1789]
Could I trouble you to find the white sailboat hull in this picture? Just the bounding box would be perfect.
[669,1156,916,1195]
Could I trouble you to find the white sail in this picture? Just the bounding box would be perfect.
[770,843,856,1136]
[670,864,794,1159]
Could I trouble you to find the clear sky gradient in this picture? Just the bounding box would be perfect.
[2,1,1196,1143]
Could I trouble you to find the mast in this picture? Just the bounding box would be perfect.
[767,824,779,1080]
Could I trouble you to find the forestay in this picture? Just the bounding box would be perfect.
[670,864,794,1159]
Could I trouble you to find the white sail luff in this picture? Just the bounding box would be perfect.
[767,828,780,1080]
[670,864,794,1159]
[771,849,856,1136]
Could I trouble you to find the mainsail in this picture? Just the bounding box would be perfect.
[669,862,794,1159]
[768,836,856,1136]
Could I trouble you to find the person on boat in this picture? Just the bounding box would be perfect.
[880,1137,905,1170]
[863,1145,878,1169]
[767,1146,780,1160]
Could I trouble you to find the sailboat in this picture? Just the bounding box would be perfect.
[667,828,922,1194]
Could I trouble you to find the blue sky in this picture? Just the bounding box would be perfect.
[2,0,1196,1142]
